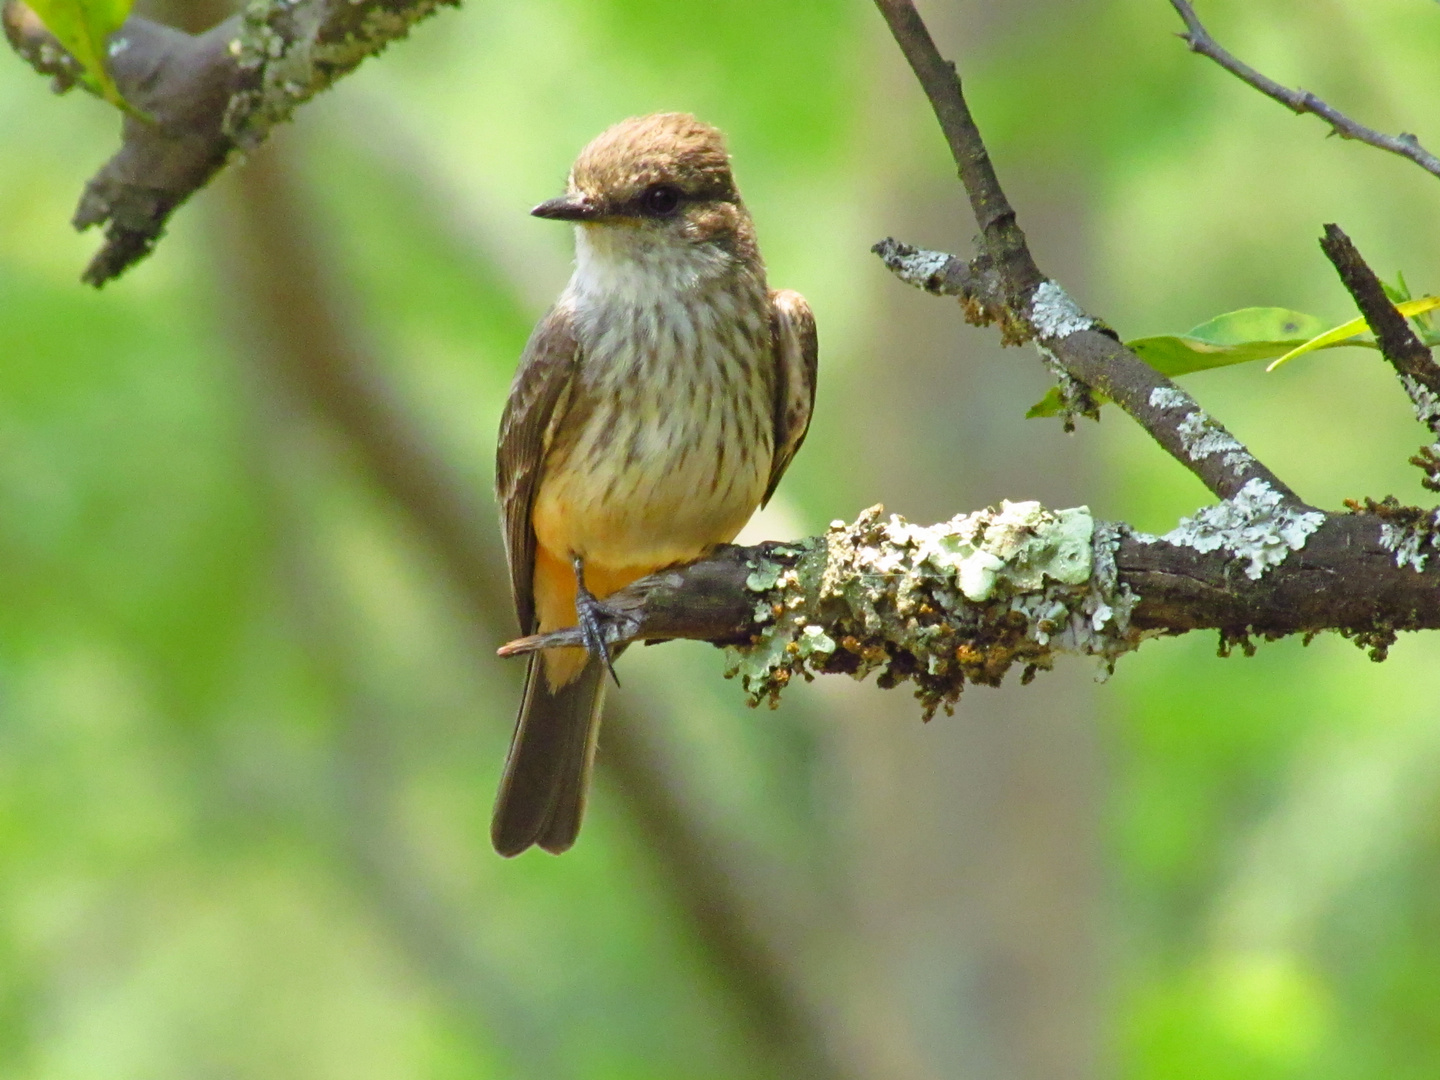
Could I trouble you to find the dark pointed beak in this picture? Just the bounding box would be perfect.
[531,195,600,222]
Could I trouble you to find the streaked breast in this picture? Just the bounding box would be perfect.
[533,243,775,571]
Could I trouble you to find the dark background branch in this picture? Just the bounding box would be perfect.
[1319,225,1440,412]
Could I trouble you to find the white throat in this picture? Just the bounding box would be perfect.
[569,224,735,308]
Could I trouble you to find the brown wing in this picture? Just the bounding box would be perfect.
[762,289,818,507]
[496,304,580,634]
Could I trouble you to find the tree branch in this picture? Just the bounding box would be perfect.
[870,1,1299,507]
[1318,224,1440,419]
[501,497,1440,714]
[1316,224,1440,493]
[3,0,455,285]
[1169,0,1440,182]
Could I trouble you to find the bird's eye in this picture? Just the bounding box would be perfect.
[639,184,682,217]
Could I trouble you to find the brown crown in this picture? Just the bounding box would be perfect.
[569,113,738,204]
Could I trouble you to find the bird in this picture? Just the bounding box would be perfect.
[492,112,818,856]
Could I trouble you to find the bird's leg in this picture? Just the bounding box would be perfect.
[572,553,621,686]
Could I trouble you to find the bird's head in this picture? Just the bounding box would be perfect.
[532,113,756,265]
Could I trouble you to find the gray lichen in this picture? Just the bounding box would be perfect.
[224,0,454,148]
[1174,410,1255,476]
[1401,374,1440,431]
[1036,343,1098,428]
[1162,479,1325,580]
[724,502,1143,717]
[874,242,955,292]
[1377,508,1440,572]
[1029,280,1093,340]
[1147,385,1191,411]
[1145,386,1255,475]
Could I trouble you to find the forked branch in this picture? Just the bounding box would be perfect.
[871,0,1299,508]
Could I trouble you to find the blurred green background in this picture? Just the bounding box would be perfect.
[3,0,1440,1077]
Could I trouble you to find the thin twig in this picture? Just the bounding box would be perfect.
[1170,0,1440,181]
[871,0,1039,301]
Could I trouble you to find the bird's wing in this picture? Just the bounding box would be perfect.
[763,288,819,507]
[496,304,581,634]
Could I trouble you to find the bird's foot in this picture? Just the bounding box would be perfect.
[573,555,622,686]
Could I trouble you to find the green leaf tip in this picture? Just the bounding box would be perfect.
[1266,296,1440,372]
[26,0,137,113]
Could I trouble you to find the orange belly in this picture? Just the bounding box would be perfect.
[530,462,766,690]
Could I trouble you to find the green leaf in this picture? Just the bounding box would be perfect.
[1382,273,1411,306]
[26,0,136,112]
[1026,307,1335,418]
[1025,387,1071,419]
[1126,307,1333,376]
[1266,295,1440,371]
[1387,272,1438,335]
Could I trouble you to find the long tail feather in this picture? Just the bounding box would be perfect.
[491,654,605,856]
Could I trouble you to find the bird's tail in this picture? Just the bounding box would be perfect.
[491,651,606,856]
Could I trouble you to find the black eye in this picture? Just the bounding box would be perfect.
[639,184,682,217]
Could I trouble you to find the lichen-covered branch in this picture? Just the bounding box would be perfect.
[1169,0,1440,183]
[500,495,1439,715]
[2,0,455,285]
[869,3,1298,508]
[872,238,1294,504]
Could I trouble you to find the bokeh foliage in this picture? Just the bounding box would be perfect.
[2,0,1440,1077]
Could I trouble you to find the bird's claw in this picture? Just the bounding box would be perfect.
[573,556,621,686]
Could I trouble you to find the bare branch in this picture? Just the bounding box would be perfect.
[501,497,1440,712]
[1170,0,1440,182]
[1315,224,1440,493]
[870,2,1299,507]
[3,0,456,285]
[1319,225,1440,419]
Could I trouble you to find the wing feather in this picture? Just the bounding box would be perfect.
[763,289,818,506]
[496,304,580,634]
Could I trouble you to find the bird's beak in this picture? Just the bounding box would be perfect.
[531,194,600,222]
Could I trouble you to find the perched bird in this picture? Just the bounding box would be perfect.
[492,112,818,856]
